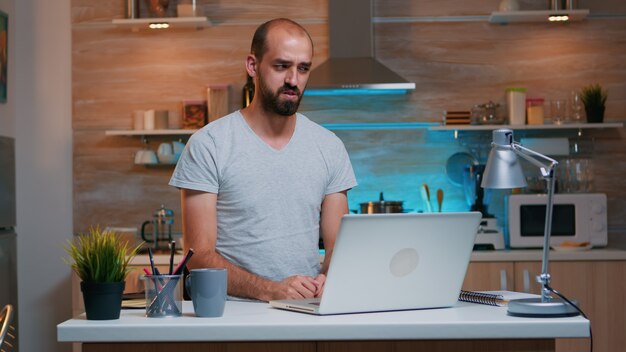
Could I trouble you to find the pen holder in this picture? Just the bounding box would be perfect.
[142,274,183,318]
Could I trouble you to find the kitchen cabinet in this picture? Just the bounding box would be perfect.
[463,258,626,352]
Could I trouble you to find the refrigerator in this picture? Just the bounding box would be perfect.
[0,136,17,350]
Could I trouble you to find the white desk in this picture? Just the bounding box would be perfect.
[58,300,589,352]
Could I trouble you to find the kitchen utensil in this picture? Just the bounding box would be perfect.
[437,189,444,212]
[445,152,479,187]
[420,184,432,213]
[359,192,404,214]
[462,164,492,217]
[141,204,174,251]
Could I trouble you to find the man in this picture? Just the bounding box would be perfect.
[169,18,357,301]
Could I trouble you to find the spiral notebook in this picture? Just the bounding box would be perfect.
[459,290,540,307]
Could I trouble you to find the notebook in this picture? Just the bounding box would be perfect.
[269,211,482,315]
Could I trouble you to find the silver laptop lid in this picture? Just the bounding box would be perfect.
[318,212,481,315]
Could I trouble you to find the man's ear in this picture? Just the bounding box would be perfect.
[245,55,258,77]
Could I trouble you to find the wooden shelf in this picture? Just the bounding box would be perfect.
[320,122,437,131]
[430,122,623,131]
[105,129,196,136]
[112,17,211,31]
[489,9,589,24]
[106,122,622,135]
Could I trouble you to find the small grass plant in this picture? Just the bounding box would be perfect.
[65,226,143,283]
[580,83,607,110]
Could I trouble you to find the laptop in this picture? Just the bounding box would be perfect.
[270,212,481,315]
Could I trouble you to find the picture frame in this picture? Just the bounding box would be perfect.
[0,11,8,104]
[182,100,207,129]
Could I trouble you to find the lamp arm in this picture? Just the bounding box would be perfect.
[510,142,559,177]
[511,142,557,302]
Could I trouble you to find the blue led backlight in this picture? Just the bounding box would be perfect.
[304,89,409,96]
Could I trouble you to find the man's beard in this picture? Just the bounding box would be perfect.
[258,74,303,116]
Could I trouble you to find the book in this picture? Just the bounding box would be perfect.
[459,290,540,307]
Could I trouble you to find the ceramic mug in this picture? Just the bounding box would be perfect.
[185,268,227,317]
[141,150,158,165]
[172,140,185,163]
[157,143,175,164]
[134,150,146,165]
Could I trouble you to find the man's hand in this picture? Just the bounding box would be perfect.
[270,275,320,300]
[313,274,326,297]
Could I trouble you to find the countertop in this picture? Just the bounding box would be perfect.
[57,300,589,343]
[134,247,626,267]
[469,247,626,262]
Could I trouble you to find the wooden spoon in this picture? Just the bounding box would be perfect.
[437,189,444,212]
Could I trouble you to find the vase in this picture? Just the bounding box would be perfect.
[81,281,125,320]
[585,106,605,123]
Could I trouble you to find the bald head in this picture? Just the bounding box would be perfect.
[251,18,314,62]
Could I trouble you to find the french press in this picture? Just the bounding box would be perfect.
[141,204,174,251]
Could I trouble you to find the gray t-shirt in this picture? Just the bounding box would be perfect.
[169,111,357,281]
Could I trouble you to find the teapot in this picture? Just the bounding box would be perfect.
[141,204,174,251]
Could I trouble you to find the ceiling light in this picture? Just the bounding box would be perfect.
[149,22,170,29]
[548,15,569,22]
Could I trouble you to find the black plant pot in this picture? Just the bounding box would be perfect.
[80,281,125,320]
[585,106,605,123]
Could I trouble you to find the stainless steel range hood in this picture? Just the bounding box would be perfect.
[305,0,415,95]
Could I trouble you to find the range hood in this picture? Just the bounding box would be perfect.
[305,0,415,95]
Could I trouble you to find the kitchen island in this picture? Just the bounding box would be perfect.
[58,300,589,352]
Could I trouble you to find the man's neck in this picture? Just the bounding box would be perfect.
[241,103,297,151]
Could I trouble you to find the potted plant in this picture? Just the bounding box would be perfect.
[580,83,608,123]
[65,226,143,320]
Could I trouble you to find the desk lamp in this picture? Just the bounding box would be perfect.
[481,129,579,317]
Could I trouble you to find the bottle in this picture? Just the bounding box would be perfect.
[242,74,254,108]
[506,87,527,125]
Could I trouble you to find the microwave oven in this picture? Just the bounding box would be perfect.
[507,193,607,248]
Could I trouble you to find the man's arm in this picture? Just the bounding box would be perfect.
[314,190,350,295]
[180,188,318,301]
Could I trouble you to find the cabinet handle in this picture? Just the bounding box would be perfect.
[523,270,530,293]
[500,269,507,290]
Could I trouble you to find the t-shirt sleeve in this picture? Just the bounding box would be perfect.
[325,135,358,195]
[168,132,220,193]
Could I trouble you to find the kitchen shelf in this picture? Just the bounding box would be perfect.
[320,122,437,131]
[430,122,623,131]
[111,17,211,31]
[489,9,589,24]
[105,122,439,135]
[105,129,196,136]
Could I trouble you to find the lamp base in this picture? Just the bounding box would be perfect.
[507,298,580,318]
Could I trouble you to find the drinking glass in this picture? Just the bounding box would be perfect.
[570,91,584,122]
[550,99,567,124]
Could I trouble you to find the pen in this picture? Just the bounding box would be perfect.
[169,241,176,275]
[173,248,194,275]
[148,248,157,278]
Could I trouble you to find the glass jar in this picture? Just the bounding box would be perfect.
[177,0,197,17]
[526,98,545,125]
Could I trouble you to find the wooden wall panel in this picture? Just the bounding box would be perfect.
[71,0,626,245]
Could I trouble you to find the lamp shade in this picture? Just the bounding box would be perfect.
[481,129,527,189]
